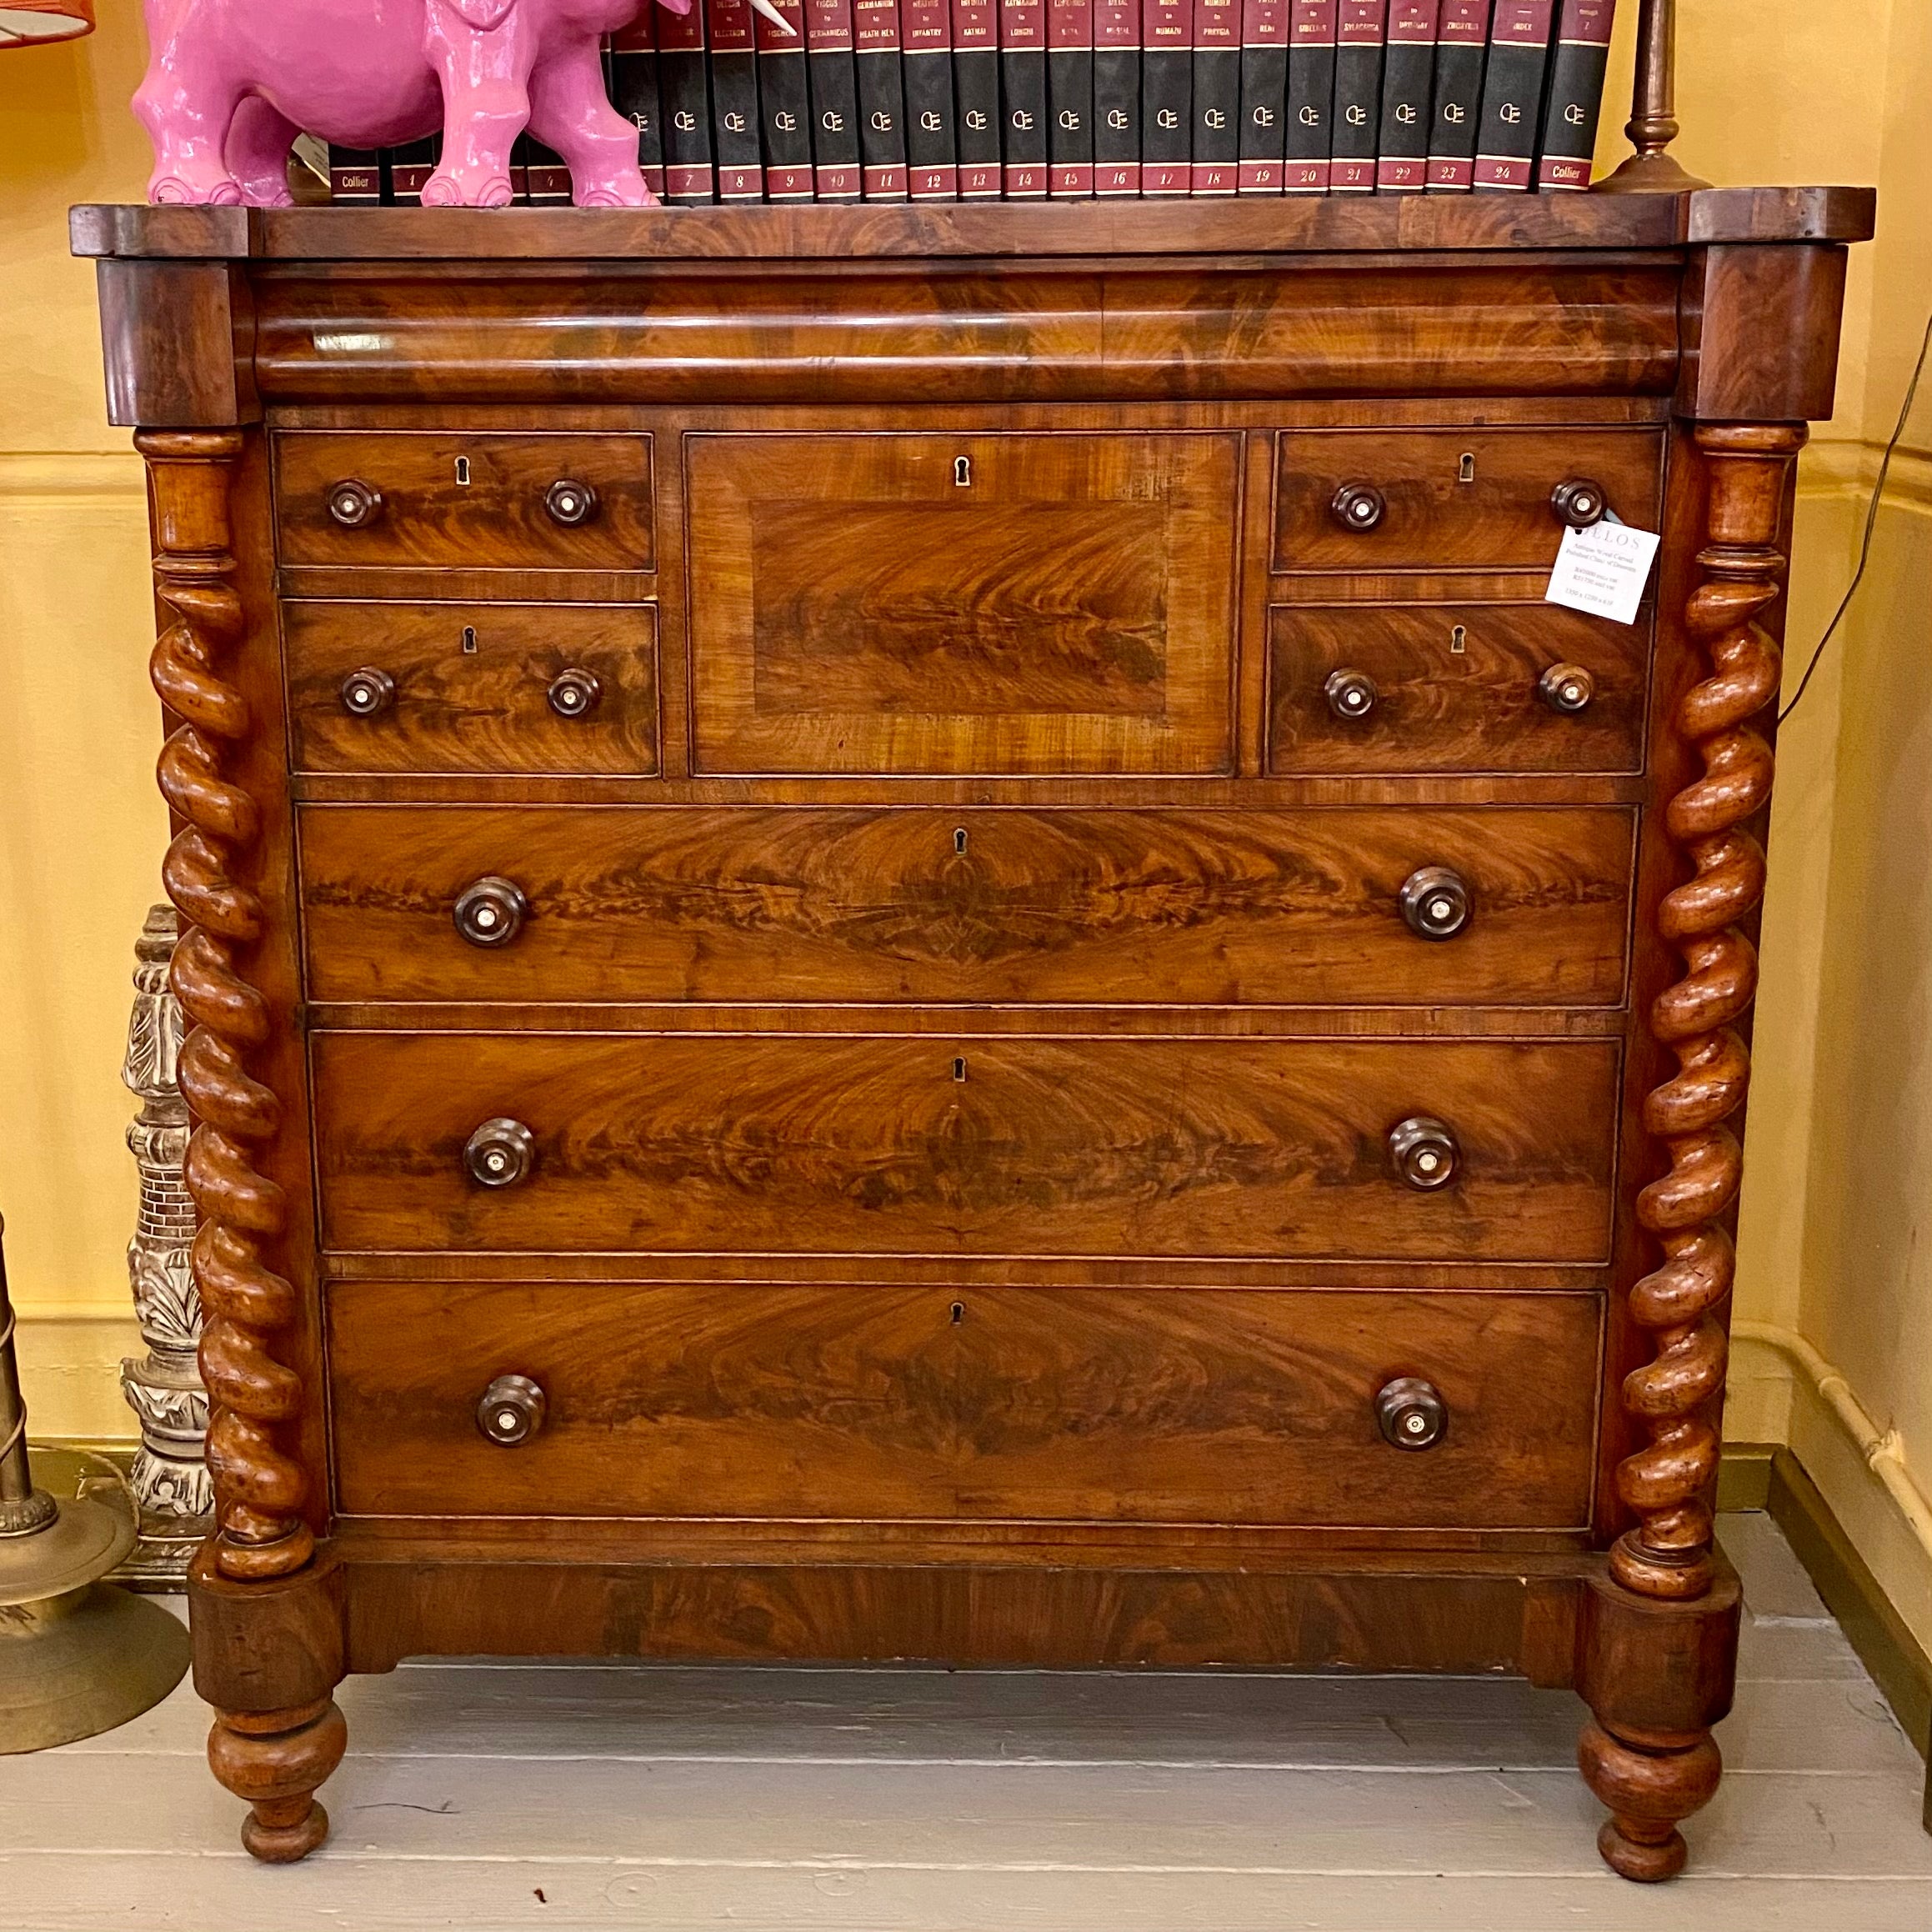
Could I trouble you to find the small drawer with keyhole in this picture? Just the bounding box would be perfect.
[284,600,658,776]
[1270,600,1649,776]
[1274,428,1662,572]
[274,430,653,571]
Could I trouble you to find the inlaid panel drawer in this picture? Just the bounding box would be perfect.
[274,431,655,571]
[328,1281,1599,1529]
[1274,428,1664,573]
[313,1033,1619,1262]
[284,602,658,775]
[299,804,1635,1007]
[684,431,1239,774]
[1269,602,1649,775]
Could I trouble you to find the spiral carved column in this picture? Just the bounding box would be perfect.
[140,428,313,1586]
[1581,419,1805,1883]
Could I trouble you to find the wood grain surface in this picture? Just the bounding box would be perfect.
[283,601,658,775]
[1273,428,1664,573]
[297,803,1635,1008]
[1268,603,1650,775]
[687,432,1239,773]
[327,1281,1599,1529]
[311,1032,1619,1260]
[273,431,654,571]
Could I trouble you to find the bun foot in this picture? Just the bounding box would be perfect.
[208,1697,348,1865]
[1578,1719,1721,1883]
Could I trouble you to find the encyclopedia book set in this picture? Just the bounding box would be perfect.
[327,0,1615,206]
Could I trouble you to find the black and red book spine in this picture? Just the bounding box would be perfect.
[524,140,574,202]
[854,0,909,194]
[608,13,668,201]
[328,146,381,203]
[1000,0,1049,196]
[1236,0,1289,192]
[1191,0,1240,193]
[1375,0,1437,188]
[754,0,813,199]
[388,136,440,203]
[1284,0,1336,192]
[660,0,717,201]
[1048,0,1096,195]
[1140,0,1193,197]
[903,0,958,197]
[1472,0,1551,189]
[1093,0,1141,193]
[709,0,765,199]
[1424,0,1488,188]
[805,0,863,198]
[953,0,1002,194]
[1535,0,1612,188]
[1329,0,1384,191]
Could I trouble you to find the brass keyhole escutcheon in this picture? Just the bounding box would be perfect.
[454,456,472,486]
[1457,452,1476,484]
[950,1301,966,1325]
[462,625,478,654]
[954,456,972,487]
[953,1057,968,1083]
[1450,623,1468,655]
[954,828,969,854]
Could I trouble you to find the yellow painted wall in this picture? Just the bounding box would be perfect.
[3,0,1929,1655]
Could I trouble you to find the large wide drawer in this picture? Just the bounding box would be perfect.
[328,1281,1600,1529]
[274,430,655,572]
[284,601,658,775]
[313,1033,1619,1261]
[299,804,1635,1008]
[1269,602,1649,775]
[1274,428,1664,573]
[684,431,1239,774]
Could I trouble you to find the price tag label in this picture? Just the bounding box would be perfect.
[1544,518,1661,627]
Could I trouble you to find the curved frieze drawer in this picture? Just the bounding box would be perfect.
[327,1281,1599,1529]
[285,601,658,775]
[1269,603,1649,775]
[1274,428,1664,573]
[684,431,1239,774]
[312,1033,1619,1263]
[274,431,654,572]
[298,804,1635,1008]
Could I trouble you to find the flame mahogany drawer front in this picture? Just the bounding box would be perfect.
[683,431,1240,774]
[284,601,658,775]
[1269,602,1651,776]
[311,1032,1619,1262]
[273,431,656,572]
[327,1282,1600,1529]
[298,803,1636,1008]
[1273,428,1664,573]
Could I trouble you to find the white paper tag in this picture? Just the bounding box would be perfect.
[1544,518,1662,626]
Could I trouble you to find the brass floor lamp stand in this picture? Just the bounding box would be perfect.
[0,1215,190,1754]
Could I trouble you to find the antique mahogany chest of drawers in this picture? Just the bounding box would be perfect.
[76,188,1870,1878]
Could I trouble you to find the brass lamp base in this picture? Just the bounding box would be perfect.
[0,1492,192,1754]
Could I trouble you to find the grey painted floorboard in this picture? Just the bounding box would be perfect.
[4,1513,1927,1932]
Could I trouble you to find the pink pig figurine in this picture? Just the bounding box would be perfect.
[133,0,693,209]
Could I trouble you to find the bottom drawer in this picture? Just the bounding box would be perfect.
[328,1283,1599,1529]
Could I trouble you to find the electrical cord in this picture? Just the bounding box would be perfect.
[1777,308,1932,728]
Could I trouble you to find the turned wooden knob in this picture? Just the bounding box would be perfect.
[476,1374,547,1446]
[546,668,603,719]
[338,667,395,718]
[1549,478,1609,529]
[1376,1376,1448,1451]
[453,876,529,948]
[1324,666,1379,721]
[1399,866,1472,941]
[544,478,598,527]
[1329,481,1386,533]
[1389,1114,1459,1190]
[463,1117,536,1189]
[1538,663,1596,715]
[325,478,383,528]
